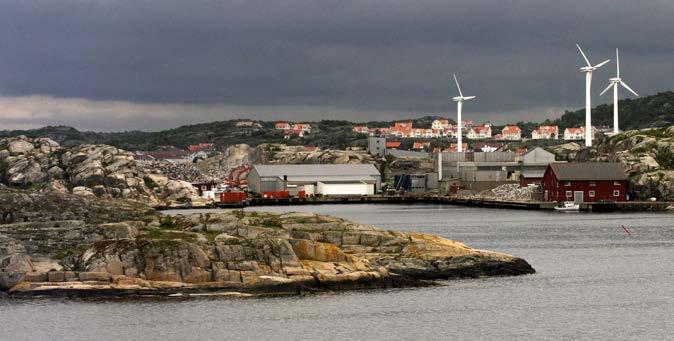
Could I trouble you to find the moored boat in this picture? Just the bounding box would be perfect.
[554,201,580,211]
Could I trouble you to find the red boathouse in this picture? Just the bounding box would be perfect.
[541,163,628,203]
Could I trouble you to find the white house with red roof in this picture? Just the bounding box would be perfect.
[467,125,491,139]
[293,123,311,134]
[532,125,559,140]
[275,121,291,130]
[353,125,370,134]
[501,125,522,141]
[448,143,468,152]
[412,141,431,150]
[564,127,596,141]
[431,118,451,130]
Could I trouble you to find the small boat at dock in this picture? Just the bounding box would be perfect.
[554,201,580,211]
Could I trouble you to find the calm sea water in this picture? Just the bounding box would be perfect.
[2,204,673,340]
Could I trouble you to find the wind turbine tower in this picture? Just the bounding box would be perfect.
[600,48,639,134]
[452,74,475,152]
[576,44,610,147]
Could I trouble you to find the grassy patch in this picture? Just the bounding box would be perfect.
[640,128,668,139]
[140,228,197,242]
[201,230,222,241]
[159,215,180,229]
[655,148,674,169]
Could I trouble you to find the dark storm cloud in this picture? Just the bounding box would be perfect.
[0,0,673,130]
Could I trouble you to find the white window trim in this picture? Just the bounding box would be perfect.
[589,190,595,197]
[565,191,572,198]
[614,190,620,197]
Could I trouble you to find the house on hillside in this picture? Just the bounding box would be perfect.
[293,123,311,134]
[448,143,468,152]
[390,122,413,138]
[432,119,451,130]
[541,163,628,203]
[501,125,522,141]
[563,127,596,141]
[275,121,291,130]
[467,125,491,139]
[353,126,370,134]
[531,125,559,140]
[412,141,431,150]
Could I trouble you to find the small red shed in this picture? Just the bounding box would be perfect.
[541,163,628,203]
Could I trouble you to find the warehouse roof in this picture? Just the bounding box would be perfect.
[521,169,546,178]
[252,164,380,177]
[548,163,627,180]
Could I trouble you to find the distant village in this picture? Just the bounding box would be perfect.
[122,117,646,211]
[352,119,609,152]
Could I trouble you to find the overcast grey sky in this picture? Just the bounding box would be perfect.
[1,0,673,131]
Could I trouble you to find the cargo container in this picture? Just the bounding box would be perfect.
[261,191,290,199]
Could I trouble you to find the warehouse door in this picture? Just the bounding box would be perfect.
[574,191,584,204]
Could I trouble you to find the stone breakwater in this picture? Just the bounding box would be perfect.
[0,211,534,297]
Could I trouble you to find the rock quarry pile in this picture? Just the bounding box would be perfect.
[252,144,382,165]
[473,184,534,201]
[547,126,674,200]
[0,136,204,207]
[142,161,211,183]
[0,209,534,297]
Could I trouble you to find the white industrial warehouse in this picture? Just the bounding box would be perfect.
[247,164,381,196]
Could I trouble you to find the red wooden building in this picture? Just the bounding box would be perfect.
[542,163,628,203]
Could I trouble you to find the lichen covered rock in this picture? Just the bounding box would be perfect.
[1,210,535,296]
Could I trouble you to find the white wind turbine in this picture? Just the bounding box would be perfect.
[599,48,639,134]
[576,44,610,147]
[452,74,476,152]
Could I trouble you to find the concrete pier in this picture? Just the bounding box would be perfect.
[209,195,673,212]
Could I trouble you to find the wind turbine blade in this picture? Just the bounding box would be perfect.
[616,48,620,78]
[463,96,476,100]
[620,80,639,96]
[593,59,611,69]
[599,83,613,96]
[453,74,463,97]
[576,44,592,66]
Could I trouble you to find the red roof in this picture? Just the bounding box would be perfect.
[385,141,401,148]
[502,125,521,134]
[412,142,430,150]
[448,143,468,152]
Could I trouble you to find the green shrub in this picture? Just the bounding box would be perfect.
[159,215,179,229]
[143,176,158,190]
[655,148,674,169]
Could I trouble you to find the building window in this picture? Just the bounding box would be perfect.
[589,190,595,197]
[564,182,571,186]
[565,191,572,198]
[589,181,596,186]
[614,190,620,197]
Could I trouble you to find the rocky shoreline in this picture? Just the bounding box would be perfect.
[1,209,534,298]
